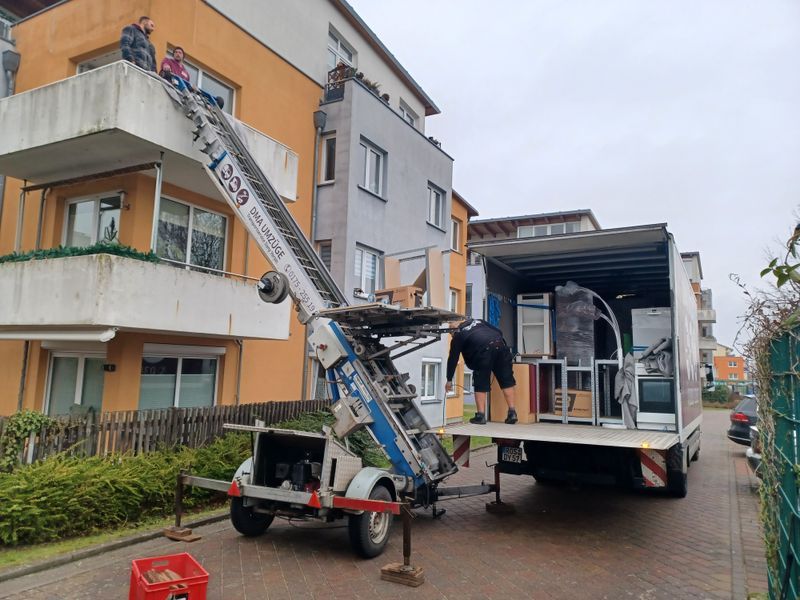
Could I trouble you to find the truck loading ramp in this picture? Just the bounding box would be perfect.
[441,422,679,450]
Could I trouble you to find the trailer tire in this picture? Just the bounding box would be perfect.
[230,497,273,537]
[348,485,394,558]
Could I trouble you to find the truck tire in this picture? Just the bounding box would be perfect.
[348,485,394,558]
[230,497,273,537]
[667,469,688,498]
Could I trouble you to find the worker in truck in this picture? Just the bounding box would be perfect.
[445,319,518,424]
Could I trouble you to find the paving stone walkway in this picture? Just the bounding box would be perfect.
[0,409,766,599]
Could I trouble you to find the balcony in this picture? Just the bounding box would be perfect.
[0,61,298,201]
[697,308,716,323]
[0,254,290,340]
[699,336,718,352]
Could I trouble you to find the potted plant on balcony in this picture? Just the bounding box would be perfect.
[381,93,390,103]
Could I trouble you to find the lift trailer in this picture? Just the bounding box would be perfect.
[167,79,496,558]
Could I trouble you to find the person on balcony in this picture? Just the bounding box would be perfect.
[159,46,191,83]
[445,319,518,425]
[120,16,157,72]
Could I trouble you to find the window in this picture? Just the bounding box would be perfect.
[517,222,581,238]
[359,141,385,196]
[328,29,354,69]
[465,284,473,317]
[46,354,105,416]
[463,372,473,393]
[317,240,332,271]
[156,198,227,273]
[420,359,441,401]
[320,135,336,183]
[77,49,123,73]
[728,360,737,368]
[139,352,219,410]
[355,245,380,295]
[176,55,235,115]
[427,185,444,228]
[64,195,121,247]
[728,373,739,380]
[449,289,459,312]
[399,101,418,127]
[451,218,461,252]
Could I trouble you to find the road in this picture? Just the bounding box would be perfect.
[0,409,766,599]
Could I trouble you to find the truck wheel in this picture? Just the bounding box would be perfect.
[691,447,700,462]
[230,497,273,537]
[667,469,688,498]
[348,485,394,558]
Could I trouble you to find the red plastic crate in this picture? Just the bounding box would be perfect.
[129,552,208,600]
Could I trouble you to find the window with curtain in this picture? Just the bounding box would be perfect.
[139,355,218,410]
[64,195,121,246]
[354,245,380,295]
[156,198,226,273]
[47,354,105,416]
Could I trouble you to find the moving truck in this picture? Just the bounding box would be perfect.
[446,224,706,497]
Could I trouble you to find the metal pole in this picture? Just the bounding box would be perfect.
[174,470,185,528]
[402,503,412,567]
[150,153,164,252]
[13,185,25,252]
[494,463,501,504]
[34,188,49,250]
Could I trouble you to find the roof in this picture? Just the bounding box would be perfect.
[469,209,600,237]
[333,0,440,116]
[452,190,479,218]
[0,0,62,20]
[469,223,672,296]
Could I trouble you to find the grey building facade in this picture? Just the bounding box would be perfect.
[315,76,455,426]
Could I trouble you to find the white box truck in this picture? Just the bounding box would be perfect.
[447,224,707,497]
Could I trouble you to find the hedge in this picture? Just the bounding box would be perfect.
[0,411,386,546]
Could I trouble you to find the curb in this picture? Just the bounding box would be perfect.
[0,509,229,584]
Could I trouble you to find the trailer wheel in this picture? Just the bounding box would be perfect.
[348,485,394,558]
[230,497,273,537]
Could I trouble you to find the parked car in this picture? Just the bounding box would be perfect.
[727,395,758,446]
[746,425,762,478]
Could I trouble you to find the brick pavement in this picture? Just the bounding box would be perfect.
[0,409,767,599]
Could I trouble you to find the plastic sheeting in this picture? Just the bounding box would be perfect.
[555,286,595,366]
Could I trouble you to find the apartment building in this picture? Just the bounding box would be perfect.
[681,252,717,368]
[0,0,461,423]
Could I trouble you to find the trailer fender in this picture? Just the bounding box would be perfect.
[233,457,253,482]
[343,467,397,514]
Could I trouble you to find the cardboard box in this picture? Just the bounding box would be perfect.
[489,363,538,423]
[375,286,423,308]
[553,388,592,418]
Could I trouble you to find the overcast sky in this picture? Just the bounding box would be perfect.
[349,0,800,349]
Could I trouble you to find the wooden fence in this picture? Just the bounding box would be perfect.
[1,399,329,466]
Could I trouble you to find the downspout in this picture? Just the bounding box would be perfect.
[234,339,243,406]
[13,184,25,252]
[300,110,328,401]
[0,48,21,239]
[16,341,29,411]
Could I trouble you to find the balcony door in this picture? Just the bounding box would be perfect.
[45,353,105,416]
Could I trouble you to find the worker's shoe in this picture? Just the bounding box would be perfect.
[469,412,487,425]
[505,409,518,425]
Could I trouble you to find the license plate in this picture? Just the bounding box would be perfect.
[501,446,523,463]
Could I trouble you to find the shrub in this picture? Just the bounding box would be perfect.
[0,411,387,546]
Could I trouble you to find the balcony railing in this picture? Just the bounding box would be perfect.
[324,64,389,104]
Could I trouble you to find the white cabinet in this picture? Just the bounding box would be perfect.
[516,293,553,356]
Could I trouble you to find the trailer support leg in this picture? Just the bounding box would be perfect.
[486,463,515,514]
[380,504,425,587]
[164,470,201,542]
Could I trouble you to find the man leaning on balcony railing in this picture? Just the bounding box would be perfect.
[120,15,157,72]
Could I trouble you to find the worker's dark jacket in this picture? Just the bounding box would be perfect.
[446,319,505,381]
[120,24,156,72]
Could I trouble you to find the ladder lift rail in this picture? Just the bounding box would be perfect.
[176,82,457,491]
